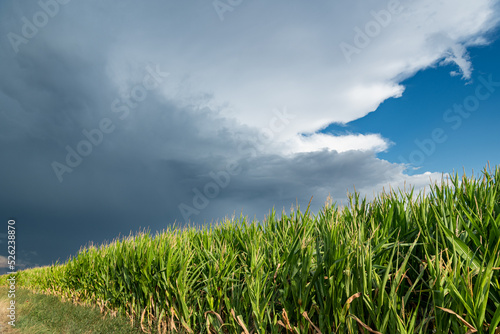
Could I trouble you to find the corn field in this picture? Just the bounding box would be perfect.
[2,165,500,333]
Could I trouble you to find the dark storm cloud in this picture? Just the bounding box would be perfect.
[1,0,495,270]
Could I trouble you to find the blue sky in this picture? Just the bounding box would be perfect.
[324,32,500,176]
[1,0,500,271]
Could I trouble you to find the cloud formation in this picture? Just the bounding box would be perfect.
[0,0,498,266]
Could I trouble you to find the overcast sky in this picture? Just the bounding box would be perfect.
[1,0,500,272]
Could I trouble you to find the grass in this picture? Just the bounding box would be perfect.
[1,164,499,333]
[0,286,143,333]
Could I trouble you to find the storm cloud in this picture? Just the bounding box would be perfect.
[1,0,498,271]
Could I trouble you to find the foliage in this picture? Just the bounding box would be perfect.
[2,165,500,333]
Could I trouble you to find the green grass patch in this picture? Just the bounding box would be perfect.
[0,286,142,334]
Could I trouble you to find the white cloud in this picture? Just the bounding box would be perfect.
[88,0,499,154]
[285,133,390,155]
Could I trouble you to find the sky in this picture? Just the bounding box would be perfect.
[1,0,500,273]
